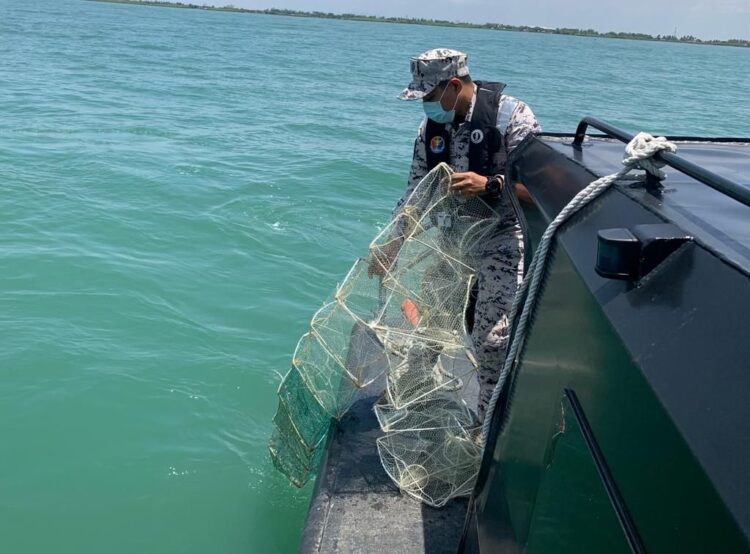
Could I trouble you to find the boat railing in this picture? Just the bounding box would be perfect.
[572,116,750,207]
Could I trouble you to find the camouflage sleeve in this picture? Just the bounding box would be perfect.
[504,101,541,153]
[392,117,429,220]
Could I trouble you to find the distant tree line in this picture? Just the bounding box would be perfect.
[87,0,750,48]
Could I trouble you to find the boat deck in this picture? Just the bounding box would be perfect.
[299,324,476,554]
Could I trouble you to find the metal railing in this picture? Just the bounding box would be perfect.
[572,116,750,207]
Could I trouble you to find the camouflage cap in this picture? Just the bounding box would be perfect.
[399,48,470,101]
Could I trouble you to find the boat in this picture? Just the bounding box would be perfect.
[294,117,750,554]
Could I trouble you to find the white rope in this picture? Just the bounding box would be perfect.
[480,132,678,446]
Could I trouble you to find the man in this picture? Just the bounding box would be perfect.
[370,48,541,421]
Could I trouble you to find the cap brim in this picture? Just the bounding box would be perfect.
[398,80,440,101]
[399,87,426,101]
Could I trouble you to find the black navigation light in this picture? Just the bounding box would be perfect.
[596,224,693,281]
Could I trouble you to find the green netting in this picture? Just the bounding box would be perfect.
[269,163,504,505]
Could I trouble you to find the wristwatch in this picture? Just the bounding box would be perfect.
[485,174,504,195]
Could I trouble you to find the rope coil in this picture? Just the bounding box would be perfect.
[480,132,678,446]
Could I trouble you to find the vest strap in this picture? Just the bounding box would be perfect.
[468,81,505,175]
[424,81,506,175]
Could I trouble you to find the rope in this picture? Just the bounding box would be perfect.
[480,132,677,446]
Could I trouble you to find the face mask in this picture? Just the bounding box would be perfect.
[423,83,459,124]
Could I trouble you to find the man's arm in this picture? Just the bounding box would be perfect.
[514,182,533,204]
[504,100,541,203]
[504,100,541,153]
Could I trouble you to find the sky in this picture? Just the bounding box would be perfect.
[226,0,750,40]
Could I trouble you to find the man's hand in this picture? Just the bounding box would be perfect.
[450,172,488,198]
[514,182,533,204]
[367,240,400,278]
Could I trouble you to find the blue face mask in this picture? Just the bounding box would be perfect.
[423,84,459,124]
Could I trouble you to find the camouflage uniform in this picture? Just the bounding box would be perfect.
[396,49,541,420]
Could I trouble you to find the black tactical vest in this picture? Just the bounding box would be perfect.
[424,81,506,175]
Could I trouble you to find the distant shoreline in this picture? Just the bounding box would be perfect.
[88,0,750,48]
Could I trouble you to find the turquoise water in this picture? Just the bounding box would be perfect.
[0,1,747,552]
